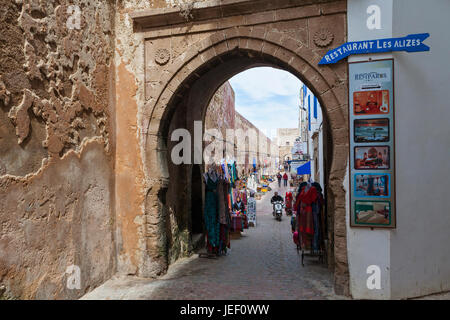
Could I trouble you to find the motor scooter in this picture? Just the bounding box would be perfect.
[272,201,284,221]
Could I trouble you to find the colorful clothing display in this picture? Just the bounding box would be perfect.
[203,165,235,256]
[294,183,325,251]
[202,161,256,256]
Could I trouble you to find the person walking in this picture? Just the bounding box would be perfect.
[283,172,288,187]
[277,172,282,187]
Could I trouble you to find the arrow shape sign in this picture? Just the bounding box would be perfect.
[319,33,430,65]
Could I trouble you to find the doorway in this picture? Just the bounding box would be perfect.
[137,1,350,295]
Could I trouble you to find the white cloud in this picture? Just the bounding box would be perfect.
[229,67,302,100]
[229,67,302,139]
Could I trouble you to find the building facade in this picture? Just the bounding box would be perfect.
[276,128,300,164]
[345,0,450,299]
[205,82,277,177]
[299,83,325,188]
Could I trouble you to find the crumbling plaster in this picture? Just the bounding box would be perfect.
[1,0,116,299]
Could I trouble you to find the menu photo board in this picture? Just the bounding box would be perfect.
[348,59,396,228]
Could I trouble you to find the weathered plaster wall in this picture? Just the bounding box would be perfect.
[204,82,235,139]
[0,139,115,299]
[346,0,393,299]
[204,81,236,165]
[390,0,450,299]
[0,0,116,299]
[114,0,158,279]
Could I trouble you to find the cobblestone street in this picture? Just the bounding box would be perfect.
[83,182,339,300]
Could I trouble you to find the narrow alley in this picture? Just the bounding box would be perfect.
[82,181,336,300]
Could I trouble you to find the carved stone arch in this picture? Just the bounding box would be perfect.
[146,32,345,139]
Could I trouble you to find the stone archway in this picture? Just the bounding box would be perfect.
[131,0,349,295]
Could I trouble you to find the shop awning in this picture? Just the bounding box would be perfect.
[296,161,311,175]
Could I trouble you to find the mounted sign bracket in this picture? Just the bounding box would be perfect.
[319,33,430,65]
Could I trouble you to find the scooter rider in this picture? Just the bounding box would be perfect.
[271,191,284,204]
[271,192,284,220]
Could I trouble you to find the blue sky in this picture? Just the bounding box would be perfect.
[228,67,302,139]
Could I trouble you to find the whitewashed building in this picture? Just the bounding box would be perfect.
[299,83,325,188]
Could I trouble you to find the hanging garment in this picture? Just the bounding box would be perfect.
[298,185,318,249]
[233,162,239,181]
[217,180,227,225]
[219,223,230,254]
[319,191,326,243]
[312,182,326,249]
[240,191,247,205]
[224,182,232,227]
[221,163,227,180]
[220,180,232,250]
[206,235,218,254]
[232,188,239,204]
[229,186,234,208]
[294,188,302,214]
[285,191,293,210]
[204,174,220,249]
[311,201,321,251]
[228,164,233,182]
[223,161,230,182]
[227,188,232,212]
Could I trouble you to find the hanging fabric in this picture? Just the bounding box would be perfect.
[204,171,220,253]
[294,182,325,253]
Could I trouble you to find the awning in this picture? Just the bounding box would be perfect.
[296,161,311,175]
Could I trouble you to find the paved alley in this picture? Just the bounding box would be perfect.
[82,182,338,300]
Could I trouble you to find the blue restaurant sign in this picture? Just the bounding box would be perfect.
[318,33,430,65]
